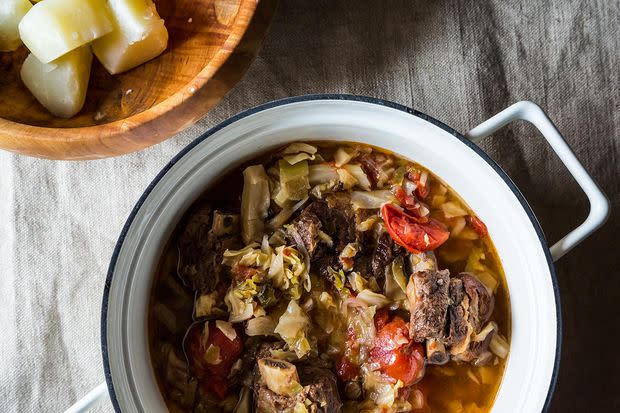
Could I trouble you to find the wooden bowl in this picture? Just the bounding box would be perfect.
[0,0,258,160]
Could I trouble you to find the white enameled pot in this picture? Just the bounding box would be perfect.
[69,95,609,413]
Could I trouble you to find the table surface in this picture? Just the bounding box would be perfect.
[0,0,618,412]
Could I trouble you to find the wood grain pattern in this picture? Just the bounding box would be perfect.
[0,0,259,160]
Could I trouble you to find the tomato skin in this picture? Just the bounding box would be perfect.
[370,316,425,386]
[467,215,488,237]
[185,320,243,399]
[381,203,449,253]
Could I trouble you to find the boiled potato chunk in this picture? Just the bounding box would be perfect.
[20,46,93,118]
[0,0,32,51]
[19,0,112,63]
[92,0,168,74]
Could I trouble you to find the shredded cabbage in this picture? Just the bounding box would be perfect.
[245,316,277,336]
[274,300,312,358]
[280,143,318,155]
[356,290,390,308]
[215,320,237,341]
[348,272,367,293]
[351,190,394,209]
[267,197,308,230]
[336,167,358,190]
[309,163,339,186]
[195,292,219,318]
[334,147,358,167]
[342,164,371,190]
[224,287,254,323]
[204,344,222,365]
[327,267,346,290]
[267,245,310,295]
[356,215,379,232]
[340,243,359,259]
[274,160,310,206]
[223,243,272,270]
[240,165,271,244]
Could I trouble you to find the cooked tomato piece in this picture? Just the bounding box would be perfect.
[381,203,449,253]
[184,320,243,399]
[407,172,429,199]
[370,316,425,386]
[394,186,418,210]
[467,215,488,237]
[336,355,359,382]
[374,308,390,331]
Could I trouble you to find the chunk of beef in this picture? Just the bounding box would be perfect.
[445,277,470,349]
[371,232,403,283]
[460,272,494,330]
[291,211,322,256]
[292,199,355,258]
[407,269,451,342]
[358,153,393,188]
[446,273,496,361]
[353,254,373,278]
[313,255,341,279]
[254,382,301,413]
[297,364,342,413]
[177,205,242,292]
[253,350,342,413]
[354,208,376,246]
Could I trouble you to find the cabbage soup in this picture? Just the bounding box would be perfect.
[148,142,511,412]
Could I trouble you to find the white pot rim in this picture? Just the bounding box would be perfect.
[101,94,562,412]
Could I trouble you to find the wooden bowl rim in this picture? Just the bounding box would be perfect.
[0,0,258,144]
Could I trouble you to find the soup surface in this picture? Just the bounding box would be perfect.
[149,142,511,413]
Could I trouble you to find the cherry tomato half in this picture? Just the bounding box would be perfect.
[184,320,243,399]
[370,316,425,386]
[381,203,449,253]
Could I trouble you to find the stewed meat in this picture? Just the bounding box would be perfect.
[291,211,322,257]
[407,269,451,342]
[177,203,242,292]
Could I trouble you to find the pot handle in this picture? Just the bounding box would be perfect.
[465,101,609,261]
[63,382,108,413]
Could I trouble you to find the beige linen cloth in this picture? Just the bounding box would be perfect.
[1,0,618,412]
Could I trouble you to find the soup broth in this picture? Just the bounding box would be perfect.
[149,142,511,413]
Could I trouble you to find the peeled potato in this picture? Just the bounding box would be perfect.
[92,0,168,74]
[20,46,93,118]
[0,0,32,51]
[18,0,112,63]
